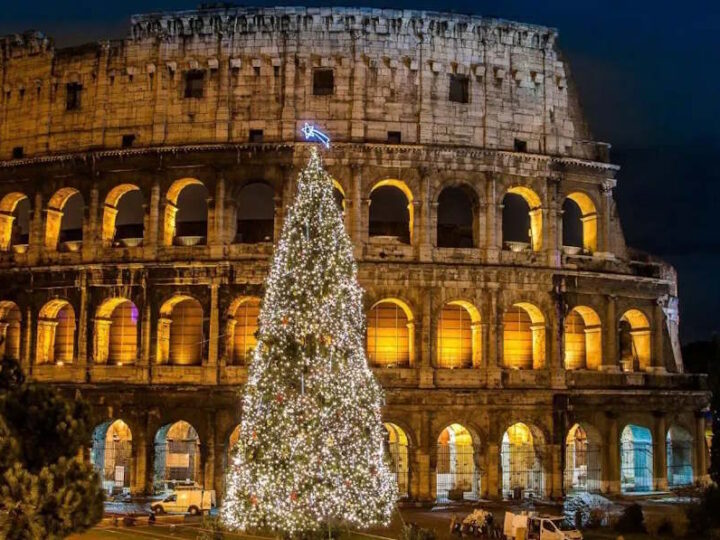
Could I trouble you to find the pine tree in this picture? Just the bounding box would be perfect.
[222,148,396,535]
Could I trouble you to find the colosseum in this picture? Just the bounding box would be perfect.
[0,6,710,504]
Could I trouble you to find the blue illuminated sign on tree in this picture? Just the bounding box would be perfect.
[301,123,331,148]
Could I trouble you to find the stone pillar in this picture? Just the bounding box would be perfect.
[601,295,619,372]
[203,419,216,490]
[140,301,152,367]
[83,187,99,260]
[93,318,112,364]
[131,423,149,496]
[212,175,226,247]
[29,192,44,258]
[549,442,563,499]
[417,172,432,261]
[694,413,708,485]
[471,321,482,367]
[485,440,501,500]
[651,301,666,372]
[653,412,668,491]
[207,282,219,370]
[599,180,615,256]
[156,317,172,364]
[606,414,620,494]
[411,199,421,252]
[0,212,15,251]
[484,174,501,262]
[146,182,160,249]
[77,273,88,371]
[21,305,32,370]
[349,165,363,253]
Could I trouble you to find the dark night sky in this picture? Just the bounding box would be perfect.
[1,1,718,343]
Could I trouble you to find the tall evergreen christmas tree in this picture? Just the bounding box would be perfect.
[222,147,396,535]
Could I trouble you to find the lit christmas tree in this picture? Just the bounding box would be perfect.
[222,145,396,535]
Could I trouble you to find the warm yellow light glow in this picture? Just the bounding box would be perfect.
[0,300,21,361]
[37,299,75,365]
[566,192,598,254]
[95,297,138,365]
[384,423,409,497]
[620,309,651,372]
[102,184,141,246]
[227,296,261,365]
[157,295,203,365]
[163,178,205,246]
[507,186,542,251]
[0,192,29,251]
[45,187,81,250]
[564,306,602,370]
[437,301,481,368]
[503,303,545,369]
[367,299,413,367]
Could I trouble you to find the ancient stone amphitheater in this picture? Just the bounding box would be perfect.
[0,6,709,502]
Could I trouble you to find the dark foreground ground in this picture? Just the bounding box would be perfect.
[70,495,699,540]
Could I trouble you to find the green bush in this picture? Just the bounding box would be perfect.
[614,503,646,534]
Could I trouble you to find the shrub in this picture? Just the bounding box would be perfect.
[614,503,645,534]
[402,523,436,540]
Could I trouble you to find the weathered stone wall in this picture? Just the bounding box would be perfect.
[0,7,605,160]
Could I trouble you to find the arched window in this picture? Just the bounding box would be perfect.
[564,306,602,370]
[235,182,274,244]
[437,301,480,368]
[0,301,21,360]
[36,299,75,365]
[0,192,30,252]
[102,185,144,247]
[501,423,545,499]
[621,424,653,493]
[503,303,545,369]
[367,299,413,367]
[332,181,345,213]
[564,423,602,493]
[45,188,84,252]
[437,424,478,502]
[619,309,651,372]
[437,186,475,248]
[95,298,139,365]
[164,179,209,246]
[91,420,132,493]
[153,421,200,491]
[563,193,598,254]
[369,181,413,245]
[502,187,542,252]
[227,297,260,365]
[667,426,693,488]
[384,423,409,499]
[157,296,203,366]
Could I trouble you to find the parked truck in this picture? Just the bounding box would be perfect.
[151,487,216,515]
[503,511,583,540]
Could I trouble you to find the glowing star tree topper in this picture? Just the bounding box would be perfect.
[301,123,331,148]
[222,147,396,536]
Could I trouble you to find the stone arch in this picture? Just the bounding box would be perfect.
[0,301,22,360]
[0,192,30,251]
[102,184,144,247]
[503,302,546,369]
[564,422,603,493]
[153,420,201,491]
[45,187,84,251]
[502,186,542,252]
[564,306,602,370]
[501,422,547,499]
[235,181,275,244]
[666,424,693,488]
[563,192,598,254]
[91,419,132,493]
[226,296,261,366]
[619,308,651,372]
[94,297,139,365]
[436,423,480,502]
[436,184,477,248]
[369,179,414,245]
[36,299,75,365]
[367,298,414,367]
[157,295,203,366]
[164,178,208,247]
[437,300,481,368]
[332,179,346,212]
[384,422,410,499]
[620,424,653,493]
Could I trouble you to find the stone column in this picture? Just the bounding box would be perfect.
[601,295,620,372]
[485,174,500,262]
[207,283,219,382]
[485,440,501,500]
[203,419,216,490]
[77,273,88,372]
[83,187,99,260]
[21,305,32,371]
[605,413,620,494]
[694,413,708,485]
[599,180,615,256]
[651,301,666,372]
[653,412,668,490]
[140,301,152,367]
[131,423,149,496]
[146,182,161,249]
[549,442,564,499]
[28,192,45,260]
[349,165,363,253]
[212,175,226,247]
[93,318,112,364]
[417,171,433,261]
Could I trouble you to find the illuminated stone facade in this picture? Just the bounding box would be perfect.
[0,7,709,501]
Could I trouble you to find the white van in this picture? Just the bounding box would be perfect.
[504,511,583,540]
[151,488,216,515]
